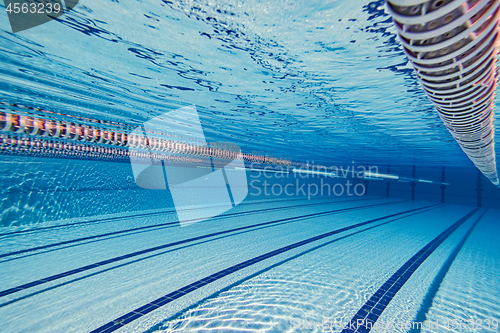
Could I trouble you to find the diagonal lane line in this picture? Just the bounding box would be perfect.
[0,198,379,264]
[0,197,378,259]
[410,209,488,333]
[88,204,440,333]
[0,195,356,238]
[340,207,480,333]
[148,205,446,329]
[1,204,443,309]
[0,200,406,298]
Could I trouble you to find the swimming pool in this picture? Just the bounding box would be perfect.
[0,0,499,332]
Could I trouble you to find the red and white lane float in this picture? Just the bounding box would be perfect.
[0,109,288,165]
[386,0,500,186]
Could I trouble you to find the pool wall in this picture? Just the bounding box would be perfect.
[2,154,499,228]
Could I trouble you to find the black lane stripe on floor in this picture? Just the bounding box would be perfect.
[0,200,405,298]
[0,195,347,238]
[410,209,487,333]
[0,197,377,263]
[340,207,480,333]
[89,204,439,333]
[145,204,446,330]
[0,197,377,260]
[0,205,445,310]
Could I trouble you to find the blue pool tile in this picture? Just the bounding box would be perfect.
[365,299,376,307]
[179,285,197,293]
[41,275,64,282]
[0,287,23,297]
[118,312,143,325]
[192,280,208,288]
[415,258,425,265]
[19,281,44,289]
[134,249,151,256]
[352,313,365,322]
[394,279,404,287]
[167,291,184,299]
[357,309,368,319]
[70,267,88,273]
[212,272,226,278]
[120,253,137,259]
[134,303,158,315]
[360,304,371,312]
[377,298,389,307]
[150,297,172,307]
[201,276,217,282]
[381,294,393,303]
[367,313,378,322]
[382,280,393,288]
[90,321,120,333]
[356,325,370,333]
[389,282,401,290]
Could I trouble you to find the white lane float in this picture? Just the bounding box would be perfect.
[386,0,500,186]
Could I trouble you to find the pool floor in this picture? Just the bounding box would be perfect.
[0,196,498,332]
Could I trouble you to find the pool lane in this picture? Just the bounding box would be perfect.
[0,198,400,298]
[0,199,427,332]
[89,204,438,333]
[0,197,401,293]
[0,196,381,259]
[139,204,480,333]
[0,195,344,238]
[340,208,480,333]
[0,196,380,260]
[413,209,500,333]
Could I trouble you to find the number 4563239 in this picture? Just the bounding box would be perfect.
[6,2,62,14]
[443,318,499,330]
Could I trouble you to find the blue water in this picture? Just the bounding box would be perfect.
[2,0,492,167]
[0,0,499,332]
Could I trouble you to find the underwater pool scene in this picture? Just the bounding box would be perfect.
[0,0,499,332]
